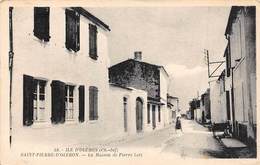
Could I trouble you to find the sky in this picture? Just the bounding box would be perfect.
[88,7,231,112]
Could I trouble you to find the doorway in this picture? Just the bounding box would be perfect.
[136,97,143,132]
[152,105,156,129]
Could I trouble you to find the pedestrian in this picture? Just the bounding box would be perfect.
[175,116,183,135]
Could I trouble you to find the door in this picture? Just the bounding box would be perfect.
[136,97,143,132]
[152,105,156,129]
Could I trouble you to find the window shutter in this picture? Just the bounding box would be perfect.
[93,87,98,120]
[65,9,80,52]
[89,24,97,59]
[89,87,94,120]
[75,12,80,52]
[158,106,161,122]
[34,7,50,41]
[89,86,98,120]
[51,80,65,124]
[78,85,85,122]
[23,75,34,126]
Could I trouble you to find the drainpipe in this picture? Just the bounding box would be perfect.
[9,7,14,147]
[231,67,236,137]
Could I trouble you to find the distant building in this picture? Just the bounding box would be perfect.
[167,95,179,123]
[189,98,200,121]
[224,6,256,146]
[109,52,171,130]
[210,71,228,124]
[200,88,211,123]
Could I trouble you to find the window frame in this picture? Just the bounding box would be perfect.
[65,85,75,120]
[32,79,47,122]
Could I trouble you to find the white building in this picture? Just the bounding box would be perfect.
[224,6,256,145]
[3,7,164,151]
[6,7,126,149]
[167,95,179,123]
[210,71,227,124]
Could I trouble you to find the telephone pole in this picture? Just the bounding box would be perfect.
[204,49,225,81]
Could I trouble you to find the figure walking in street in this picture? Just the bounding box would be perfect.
[175,116,183,135]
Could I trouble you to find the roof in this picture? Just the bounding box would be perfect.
[109,83,132,90]
[147,99,165,105]
[217,70,226,81]
[223,43,228,57]
[110,59,169,77]
[71,7,111,31]
[167,95,178,100]
[224,6,241,36]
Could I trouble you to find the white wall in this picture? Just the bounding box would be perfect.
[107,85,148,136]
[159,68,170,127]
[229,9,256,141]
[210,81,227,123]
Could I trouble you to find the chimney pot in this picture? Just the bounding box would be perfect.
[134,51,142,61]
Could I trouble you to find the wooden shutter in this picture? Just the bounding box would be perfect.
[51,80,65,124]
[158,105,161,122]
[34,7,50,41]
[65,9,80,52]
[89,86,98,120]
[89,24,97,59]
[75,12,80,52]
[23,75,34,126]
[78,85,85,122]
[93,87,98,119]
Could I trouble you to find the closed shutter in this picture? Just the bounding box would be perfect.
[75,12,80,52]
[34,7,50,41]
[158,106,161,122]
[93,87,98,120]
[78,85,85,122]
[23,75,34,126]
[89,24,97,59]
[89,86,98,120]
[51,80,65,124]
[65,9,80,52]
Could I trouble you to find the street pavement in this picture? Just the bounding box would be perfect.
[114,119,235,158]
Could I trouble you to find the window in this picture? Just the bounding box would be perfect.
[89,24,97,59]
[33,79,46,121]
[158,106,161,122]
[89,86,98,120]
[23,75,47,126]
[34,7,50,41]
[65,85,75,120]
[147,104,150,124]
[65,9,80,52]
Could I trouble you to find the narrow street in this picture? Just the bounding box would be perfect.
[115,119,229,158]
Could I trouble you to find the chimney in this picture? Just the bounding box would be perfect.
[134,51,142,61]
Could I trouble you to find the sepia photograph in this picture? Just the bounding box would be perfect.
[0,0,258,164]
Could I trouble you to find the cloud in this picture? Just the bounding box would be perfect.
[165,63,209,113]
[165,63,207,78]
